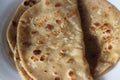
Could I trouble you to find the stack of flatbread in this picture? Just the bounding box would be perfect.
[6,0,120,80]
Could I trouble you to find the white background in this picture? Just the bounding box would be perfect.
[0,0,120,80]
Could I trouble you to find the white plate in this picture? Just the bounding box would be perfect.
[0,0,120,80]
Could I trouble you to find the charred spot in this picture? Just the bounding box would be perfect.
[44,70,48,73]
[31,0,36,4]
[68,70,74,77]
[106,30,111,33]
[108,45,112,50]
[104,23,109,26]
[46,24,54,30]
[33,50,41,55]
[55,77,60,80]
[40,55,46,61]
[94,22,100,26]
[56,20,61,24]
[16,57,20,60]
[24,0,36,6]
[12,21,17,27]
[24,1,29,6]
[55,3,61,7]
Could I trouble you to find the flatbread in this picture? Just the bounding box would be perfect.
[14,47,32,80]
[79,0,120,78]
[17,0,93,80]
[6,0,40,52]
[6,0,41,79]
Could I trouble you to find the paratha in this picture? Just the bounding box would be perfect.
[17,0,93,80]
[6,0,41,79]
[79,0,120,78]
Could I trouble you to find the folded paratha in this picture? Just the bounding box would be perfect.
[79,0,120,78]
[17,0,93,80]
[6,0,40,79]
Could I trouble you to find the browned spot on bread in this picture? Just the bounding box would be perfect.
[108,45,112,50]
[94,22,100,26]
[54,72,58,75]
[24,0,36,6]
[92,6,97,10]
[55,77,60,80]
[100,23,111,30]
[68,70,74,77]
[40,54,48,61]
[104,23,110,26]
[33,50,41,55]
[16,57,19,60]
[12,21,17,27]
[56,20,61,24]
[44,70,48,73]
[46,24,54,30]
[24,1,29,6]
[31,56,38,62]
[31,30,38,34]
[106,30,111,33]
[55,3,61,7]
[45,1,50,5]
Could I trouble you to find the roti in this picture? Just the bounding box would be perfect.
[6,0,40,52]
[17,0,93,80]
[6,0,41,79]
[79,0,120,78]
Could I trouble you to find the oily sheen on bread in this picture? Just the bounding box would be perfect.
[17,0,93,80]
[6,0,40,79]
[79,0,120,78]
